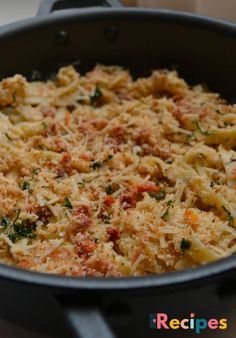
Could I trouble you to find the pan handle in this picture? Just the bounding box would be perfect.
[58,300,117,338]
[37,0,123,16]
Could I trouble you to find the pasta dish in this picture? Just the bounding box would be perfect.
[0,65,235,277]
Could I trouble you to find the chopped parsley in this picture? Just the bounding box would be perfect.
[226,159,236,165]
[195,120,212,136]
[186,133,195,141]
[22,181,30,191]
[215,109,223,115]
[78,180,86,188]
[64,197,73,209]
[2,209,37,243]
[164,159,173,164]
[13,209,21,225]
[90,155,113,170]
[4,133,12,141]
[148,190,166,201]
[32,167,41,175]
[210,180,222,188]
[222,205,234,227]
[180,238,191,254]
[224,121,234,127]
[103,154,113,163]
[1,216,10,228]
[102,214,111,224]
[42,122,48,129]
[90,86,103,106]
[106,185,113,195]
[77,96,86,104]
[161,200,173,220]
[9,221,36,243]
[90,161,102,170]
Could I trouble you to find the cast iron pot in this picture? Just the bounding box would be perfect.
[1,1,236,337]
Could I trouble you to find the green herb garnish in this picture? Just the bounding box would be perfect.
[102,214,111,224]
[180,238,191,254]
[216,109,223,115]
[32,167,41,175]
[164,159,173,164]
[78,180,85,188]
[77,96,86,104]
[10,222,36,242]
[90,161,102,170]
[22,181,30,191]
[103,154,113,163]
[5,209,37,243]
[222,205,234,226]
[186,133,195,141]
[161,200,173,220]
[195,120,212,136]
[8,233,17,242]
[148,190,166,201]
[1,216,9,228]
[224,121,234,127]
[210,180,222,188]
[64,197,73,209]
[90,155,113,170]
[226,159,236,165]
[90,86,103,105]
[13,209,21,225]
[4,133,12,141]
[106,185,113,195]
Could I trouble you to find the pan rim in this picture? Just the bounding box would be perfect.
[0,255,235,291]
[0,7,236,38]
[0,8,236,291]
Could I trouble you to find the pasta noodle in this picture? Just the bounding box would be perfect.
[0,64,235,277]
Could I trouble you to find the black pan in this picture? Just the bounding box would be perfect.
[1,1,236,337]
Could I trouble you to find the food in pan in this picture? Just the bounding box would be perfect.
[0,65,235,277]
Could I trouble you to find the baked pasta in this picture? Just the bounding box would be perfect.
[0,65,235,277]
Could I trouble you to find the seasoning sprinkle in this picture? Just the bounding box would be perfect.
[180,238,191,254]
[22,181,30,191]
[222,206,234,227]
[64,197,73,209]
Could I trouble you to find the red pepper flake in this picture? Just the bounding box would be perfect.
[73,205,92,228]
[98,196,115,221]
[133,127,151,146]
[107,228,119,242]
[55,138,65,152]
[103,195,115,208]
[108,125,126,145]
[78,121,96,134]
[80,153,91,161]
[26,205,52,224]
[77,239,96,257]
[136,183,159,193]
[60,152,73,175]
[50,123,57,135]
[120,191,138,209]
[90,119,108,130]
